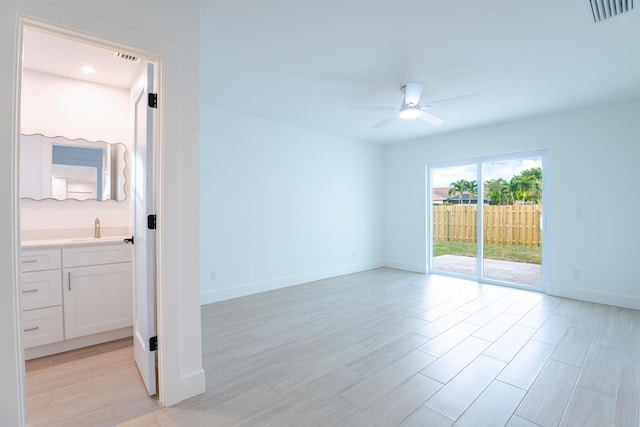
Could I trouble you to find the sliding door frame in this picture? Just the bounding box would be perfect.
[426,149,547,291]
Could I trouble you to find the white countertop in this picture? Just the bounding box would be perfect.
[21,236,130,249]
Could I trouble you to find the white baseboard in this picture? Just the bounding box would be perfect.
[201,261,384,305]
[547,286,640,310]
[180,368,206,402]
[382,260,427,274]
[25,327,132,360]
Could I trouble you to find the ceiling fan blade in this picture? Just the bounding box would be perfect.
[373,114,399,128]
[403,82,422,106]
[420,92,478,108]
[418,111,444,126]
[350,106,397,111]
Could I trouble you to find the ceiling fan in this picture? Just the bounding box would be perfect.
[352,82,477,128]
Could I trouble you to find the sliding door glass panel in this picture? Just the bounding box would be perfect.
[431,165,478,277]
[481,158,542,287]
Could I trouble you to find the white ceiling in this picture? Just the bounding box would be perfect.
[22,1,640,145]
[22,29,143,89]
[199,0,640,144]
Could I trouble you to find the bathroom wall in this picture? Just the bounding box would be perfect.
[20,69,132,238]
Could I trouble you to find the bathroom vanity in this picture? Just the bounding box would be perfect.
[21,237,133,360]
[19,131,135,359]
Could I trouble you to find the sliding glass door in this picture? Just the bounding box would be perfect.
[429,152,544,289]
[481,159,543,287]
[431,165,478,277]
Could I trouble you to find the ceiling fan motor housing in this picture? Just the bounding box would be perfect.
[402,82,423,106]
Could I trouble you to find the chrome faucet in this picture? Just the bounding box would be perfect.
[94,217,101,238]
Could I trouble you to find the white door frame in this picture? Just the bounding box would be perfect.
[14,17,163,415]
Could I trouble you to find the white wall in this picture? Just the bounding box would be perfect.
[20,69,132,233]
[200,107,385,304]
[21,69,131,142]
[385,99,640,310]
[0,1,204,425]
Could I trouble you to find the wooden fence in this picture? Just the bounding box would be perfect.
[433,205,542,247]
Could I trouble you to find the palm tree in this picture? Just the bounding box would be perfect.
[484,178,509,205]
[448,179,467,204]
[467,180,478,204]
[485,168,542,205]
[500,179,513,204]
[510,175,527,203]
[510,173,537,204]
[520,167,542,203]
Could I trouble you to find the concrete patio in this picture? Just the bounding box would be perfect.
[432,254,542,288]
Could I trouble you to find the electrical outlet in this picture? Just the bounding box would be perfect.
[209,270,217,281]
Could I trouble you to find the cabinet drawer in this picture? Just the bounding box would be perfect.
[20,249,61,272]
[21,270,62,310]
[63,244,132,268]
[22,306,64,348]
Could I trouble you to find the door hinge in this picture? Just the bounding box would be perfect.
[147,214,157,230]
[149,336,158,352]
[148,93,158,109]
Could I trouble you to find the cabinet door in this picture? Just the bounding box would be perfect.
[63,263,133,339]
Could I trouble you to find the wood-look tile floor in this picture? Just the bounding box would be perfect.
[25,338,159,426]
[27,268,640,426]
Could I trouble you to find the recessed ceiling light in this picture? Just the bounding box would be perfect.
[80,66,96,74]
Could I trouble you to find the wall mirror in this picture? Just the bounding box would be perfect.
[20,134,127,201]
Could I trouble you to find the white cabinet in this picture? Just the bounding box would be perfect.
[21,242,133,353]
[21,269,62,311]
[22,307,64,348]
[63,244,132,268]
[20,248,61,273]
[63,244,133,339]
[20,249,63,349]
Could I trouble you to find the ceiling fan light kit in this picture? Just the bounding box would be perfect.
[399,107,421,120]
[351,82,476,128]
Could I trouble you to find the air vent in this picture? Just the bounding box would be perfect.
[589,0,634,22]
[113,51,140,63]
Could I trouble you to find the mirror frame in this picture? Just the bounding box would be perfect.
[20,133,128,201]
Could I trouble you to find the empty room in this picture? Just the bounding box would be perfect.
[2,1,639,426]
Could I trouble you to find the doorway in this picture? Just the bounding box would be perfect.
[428,151,545,290]
[19,24,159,423]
